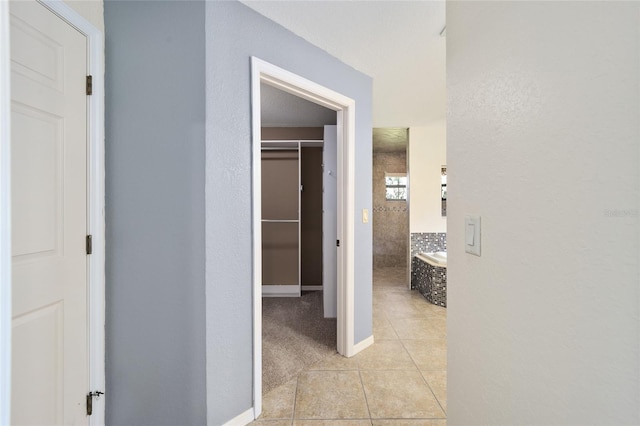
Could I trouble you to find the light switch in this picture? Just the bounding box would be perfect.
[465,223,475,245]
[465,215,481,256]
[362,208,369,224]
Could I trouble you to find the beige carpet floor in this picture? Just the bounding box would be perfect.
[262,291,336,394]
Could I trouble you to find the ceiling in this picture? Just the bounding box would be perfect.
[261,83,336,127]
[373,128,408,153]
[242,0,446,128]
[373,127,409,153]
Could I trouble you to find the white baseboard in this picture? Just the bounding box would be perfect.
[262,285,299,297]
[223,407,254,426]
[349,335,374,357]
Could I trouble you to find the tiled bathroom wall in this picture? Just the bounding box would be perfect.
[372,151,408,268]
[410,232,447,258]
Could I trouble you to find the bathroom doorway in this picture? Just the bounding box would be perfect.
[372,128,410,280]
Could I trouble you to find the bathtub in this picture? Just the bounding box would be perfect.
[416,251,447,267]
[412,252,447,307]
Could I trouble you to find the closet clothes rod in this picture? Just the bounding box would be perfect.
[262,219,299,223]
[261,147,299,151]
[260,139,324,146]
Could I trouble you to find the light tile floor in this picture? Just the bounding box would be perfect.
[252,267,447,425]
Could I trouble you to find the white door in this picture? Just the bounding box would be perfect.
[323,126,337,318]
[10,1,89,424]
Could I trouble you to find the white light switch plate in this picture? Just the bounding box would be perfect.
[465,215,481,256]
[362,208,369,224]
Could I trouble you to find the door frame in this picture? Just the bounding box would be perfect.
[0,1,106,424]
[251,57,356,418]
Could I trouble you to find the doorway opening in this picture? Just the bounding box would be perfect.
[259,86,338,394]
[372,128,410,281]
[251,57,356,418]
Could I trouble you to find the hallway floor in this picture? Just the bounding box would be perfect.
[252,266,447,425]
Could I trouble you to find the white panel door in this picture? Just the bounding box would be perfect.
[10,1,89,424]
[323,126,337,318]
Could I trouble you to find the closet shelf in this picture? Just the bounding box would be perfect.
[262,219,299,223]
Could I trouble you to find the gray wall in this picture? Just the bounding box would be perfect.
[206,2,373,423]
[104,1,206,424]
[448,2,639,424]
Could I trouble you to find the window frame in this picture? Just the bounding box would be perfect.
[385,172,407,201]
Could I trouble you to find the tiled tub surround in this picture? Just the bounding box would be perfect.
[412,255,447,307]
[410,232,447,259]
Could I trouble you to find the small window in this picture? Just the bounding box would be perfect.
[385,173,407,201]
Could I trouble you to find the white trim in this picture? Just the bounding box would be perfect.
[301,285,323,291]
[250,57,263,419]
[0,1,12,423]
[261,285,300,297]
[637,13,640,424]
[35,2,106,424]
[298,141,302,298]
[341,102,356,357]
[351,335,374,355]
[222,407,254,426]
[406,133,412,289]
[251,56,357,418]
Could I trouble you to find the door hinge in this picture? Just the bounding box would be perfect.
[336,239,340,247]
[86,75,92,96]
[86,235,92,255]
[86,391,104,416]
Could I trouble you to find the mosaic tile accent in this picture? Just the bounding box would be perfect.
[411,256,447,307]
[373,205,408,213]
[410,233,447,259]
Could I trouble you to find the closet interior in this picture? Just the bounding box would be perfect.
[261,139,324,297]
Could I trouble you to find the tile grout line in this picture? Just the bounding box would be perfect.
[401,336,447,418]
[358,369,373,422]
[382,301,404,340]
[421,372,447,418]
[387,272,447,420]
[381,312,400,340]
[290,374,300,425]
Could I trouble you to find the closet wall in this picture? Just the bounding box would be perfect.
[262,128,324,290]
[261,149,299,286]
[300,147,323,286]
[262,127,323,141]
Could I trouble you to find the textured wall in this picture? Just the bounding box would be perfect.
[206,2,373,423]
[447,2,640,424]
[372,151,408,268]
[104,1,207,424]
